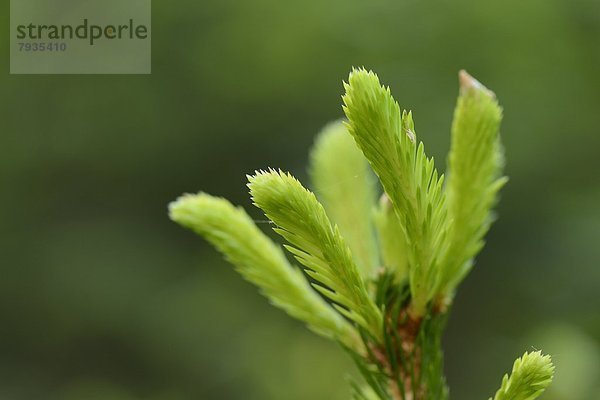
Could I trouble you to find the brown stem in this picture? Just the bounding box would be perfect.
[370,299,452,399]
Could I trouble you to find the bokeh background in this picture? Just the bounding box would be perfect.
[1,0,599,399]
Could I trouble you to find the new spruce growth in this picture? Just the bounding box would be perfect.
[169,68,554,399]
[490,351,555,400]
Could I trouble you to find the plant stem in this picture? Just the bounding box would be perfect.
[368,280,449,400]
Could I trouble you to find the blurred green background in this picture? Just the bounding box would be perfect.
[1,0,599,399]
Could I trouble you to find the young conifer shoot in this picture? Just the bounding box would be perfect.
[169,68,554,399]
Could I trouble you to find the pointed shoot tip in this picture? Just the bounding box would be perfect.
[459,69,496,98]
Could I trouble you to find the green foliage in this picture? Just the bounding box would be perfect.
[439,70,508,299]
[342,68,448,316]
[309,120,379,279]
[248,170,383,342]
[170,68,555,399]
[169,193,362,351]
[490,351,555,400]
[373,195,408,283]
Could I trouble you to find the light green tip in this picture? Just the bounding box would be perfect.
[490,351,555,400]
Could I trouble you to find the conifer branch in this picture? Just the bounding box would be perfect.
[169,68,554,400]
[169,193,363,351]
[489,351,555,400]
[342,68,448,316]
[248,170,384,342]
[439,70,508,299]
